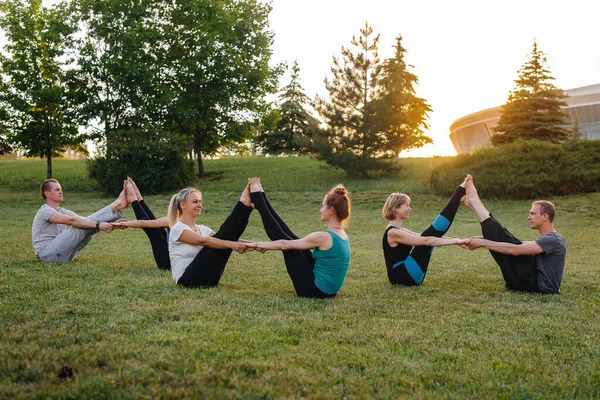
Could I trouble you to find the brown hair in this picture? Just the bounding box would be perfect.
[532,200,556,222]
[324,184,351,227]
[167,188,202,228]
[40,179,59,200]
[382,193,411,221]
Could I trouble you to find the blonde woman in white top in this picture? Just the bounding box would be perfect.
[167,184,252,287]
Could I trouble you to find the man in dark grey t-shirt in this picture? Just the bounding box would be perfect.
[32,179,131,263]
[462,176,566,294]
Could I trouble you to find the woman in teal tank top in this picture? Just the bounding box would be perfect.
[246,178,351,298]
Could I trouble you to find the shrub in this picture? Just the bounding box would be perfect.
[88,129,195,196]
[429,139,600,199]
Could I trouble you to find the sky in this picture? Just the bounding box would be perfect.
[266,0,600,157]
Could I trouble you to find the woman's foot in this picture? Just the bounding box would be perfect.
[249,177,261,193]
[240,182,252,207]
[459,174,472,203]
[128,177,143,201]
[464,176,479,208]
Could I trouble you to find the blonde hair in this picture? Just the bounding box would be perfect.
[168,188,202,228]
[382,193,411,221]
[532,200,556,222]
[324,184,351,228]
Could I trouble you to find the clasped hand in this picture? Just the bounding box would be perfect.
[457,237,485,250]
[235,240,268,254]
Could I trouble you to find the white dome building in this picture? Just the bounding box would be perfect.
[449,83,600,154]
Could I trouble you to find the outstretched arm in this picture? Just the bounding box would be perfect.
[178,230,246,252]
[114,217,169,229]
[466,238,544,256]
[388,228,462,247]
[253,231,330,252]
[49,213,114,232]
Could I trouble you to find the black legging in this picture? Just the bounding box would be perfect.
[177,201,252,288]
[131,200,170,270]
[384,185,465,286]
[251,191,332,298]
[480,216,540,292]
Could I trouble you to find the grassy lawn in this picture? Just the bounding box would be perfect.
[1,157,599,398]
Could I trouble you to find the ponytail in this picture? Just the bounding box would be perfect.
[167,188,202,228]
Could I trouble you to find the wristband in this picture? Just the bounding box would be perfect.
[96,221,100,231]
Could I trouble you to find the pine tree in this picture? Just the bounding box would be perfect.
[313,23,431,176]
[493,40,569,145]
[373,35,432,157]
[258,60,317,155]
[314,22,384,176]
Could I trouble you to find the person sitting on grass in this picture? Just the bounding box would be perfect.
[167,183,252,288]
[32,179,129,263]
[463,176,566,294]
[112,177,171,270]
[382,175,470,286]
[245,178,351,298]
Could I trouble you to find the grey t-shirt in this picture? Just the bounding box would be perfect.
[535,232,566,293]
[32,204,77,256]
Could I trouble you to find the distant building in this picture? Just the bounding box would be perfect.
[0,146,88,160]
[449,83,600,154]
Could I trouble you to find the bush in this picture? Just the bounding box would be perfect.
[88,129,195,196]
[429,139,600,199]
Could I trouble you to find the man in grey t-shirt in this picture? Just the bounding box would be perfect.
[32,179,130,263]
[462,176,567,294]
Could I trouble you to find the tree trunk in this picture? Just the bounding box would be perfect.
[195,145,205,178]
[45,118,52,178]
[47,153,53,179]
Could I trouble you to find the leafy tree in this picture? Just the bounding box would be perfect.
[88,128,195,196]
[0,109,11,154]
[159,0,282,177]
[69,0,160,146]
[492,40,569,145]
[314,23,431,177]
[0,0,86,178]
[258,60,318,155]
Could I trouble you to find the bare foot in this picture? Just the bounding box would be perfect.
[464,176,480,208]
[459,174,472,203]
[112,180,129,211]
[249,177,261,193]
[128,177,142,201]
[257,178,264,193]
[126,181,137,204]
[460,174,472,188]
[240,182,252,207]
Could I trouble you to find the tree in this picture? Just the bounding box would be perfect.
[70,0,160,146]
[258,60,318,155]
[159,0,282,177]
[492,40,570,145]
[313,23,431,177]
[0,0,86,177]
[373,35,432,156]
[313,22,384,176]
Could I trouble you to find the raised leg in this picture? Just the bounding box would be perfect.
[37,205,122,263]
[177,192,252,288]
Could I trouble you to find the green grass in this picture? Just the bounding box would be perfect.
[1,158,599,398]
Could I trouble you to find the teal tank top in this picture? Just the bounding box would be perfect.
[313,230,351,295]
